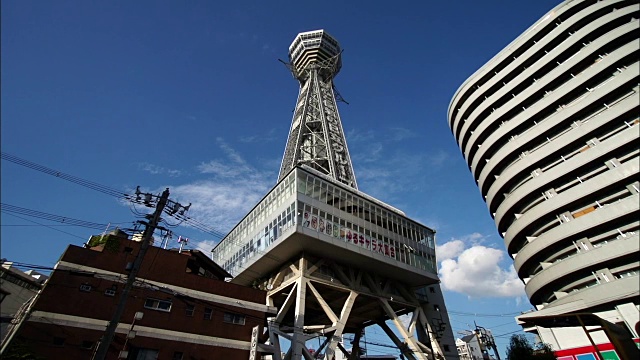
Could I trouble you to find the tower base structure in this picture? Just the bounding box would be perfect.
[212,167,457,360]
[261,253,446,360]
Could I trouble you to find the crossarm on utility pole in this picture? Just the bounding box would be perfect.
[92,188,170,360]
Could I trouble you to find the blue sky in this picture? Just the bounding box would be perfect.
[1,0,562,356]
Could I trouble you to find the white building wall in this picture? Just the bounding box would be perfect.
[535,301,639,350]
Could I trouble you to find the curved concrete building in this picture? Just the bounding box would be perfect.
[448,0,639,356]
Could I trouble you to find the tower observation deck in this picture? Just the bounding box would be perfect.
[212,30,456,360]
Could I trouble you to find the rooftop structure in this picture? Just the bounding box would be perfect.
[447,0,639,358]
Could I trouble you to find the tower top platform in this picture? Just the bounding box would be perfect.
[288,30,342,80]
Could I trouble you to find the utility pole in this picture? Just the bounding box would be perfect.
[93,188,170,360]
[474,322,500,360]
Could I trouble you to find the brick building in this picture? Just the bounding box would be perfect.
[2,231,275,359]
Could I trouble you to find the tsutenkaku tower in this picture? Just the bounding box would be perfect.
[212,30,456,360]
[278,30,358,189]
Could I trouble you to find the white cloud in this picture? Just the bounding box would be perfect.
[138,162,182,177]
[388,127,419,141]
[192,239,218,254]
[436,234,525,298]
[346,128,375,143]
[166,138,276,235]
[239,128,279,143]
[436,239,465,261]
[345,129,451,203]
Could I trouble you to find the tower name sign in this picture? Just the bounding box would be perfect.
[302,210,397,258]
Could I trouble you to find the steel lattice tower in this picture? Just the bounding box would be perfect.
[278,30,358,189]
[212,30,457,360]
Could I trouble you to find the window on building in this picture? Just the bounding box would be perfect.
[204,307,213,320]
[129,347,159,360]
[429,287,435,293]
[53,337,65,347]
[104,285,117,297]
[79,284,92,292]
[81,340,94,350]
[172,351,184,360]
[444,345,451,352]
[0,271,39,291]
[144,298,172,312]
[0,289,9,303]
[185,304,195,317]
[223,312,245,325]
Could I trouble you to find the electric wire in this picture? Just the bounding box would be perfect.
[2,152,229,240]
[2,153,532,350]
[7,260,530,321]
[1,203,128,231]
[448,310,523,317]
[2,213,88,241]
[8,255,526,354]
[1,152,129,199]
[1,201,218,267]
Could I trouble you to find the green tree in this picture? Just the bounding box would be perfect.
[506,334,556,360]
[533,343,557,360]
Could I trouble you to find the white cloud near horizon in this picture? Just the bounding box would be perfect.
[436,233,525,298]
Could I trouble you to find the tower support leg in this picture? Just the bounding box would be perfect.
[261,256,446,360]
[325,290,357,360]
[292,258,308,360]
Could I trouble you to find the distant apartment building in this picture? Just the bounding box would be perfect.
[455,329,497,360]
[1,230,275,359]
[455,334,483,360]
[447,0,639,358]
[0,261,47,343]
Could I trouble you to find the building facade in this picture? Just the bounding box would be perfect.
[455,334,483,360]
[212,30,457,360]
[447,0,639,358]
[2,231,275,360]
[0,262,47,344]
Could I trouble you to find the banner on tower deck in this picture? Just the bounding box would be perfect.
[302,210,395,259]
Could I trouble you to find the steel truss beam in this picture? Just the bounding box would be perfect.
[278,67,357,189]
[262,254,445,360]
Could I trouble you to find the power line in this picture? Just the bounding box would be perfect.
[1,152,129,199]
[2,213,88,241]
[493,329,523,338]
[2,152,228,240]
[448,310,523,317]
[2,224,102,227]
[1,203,128,231]
[1,202,219,268]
